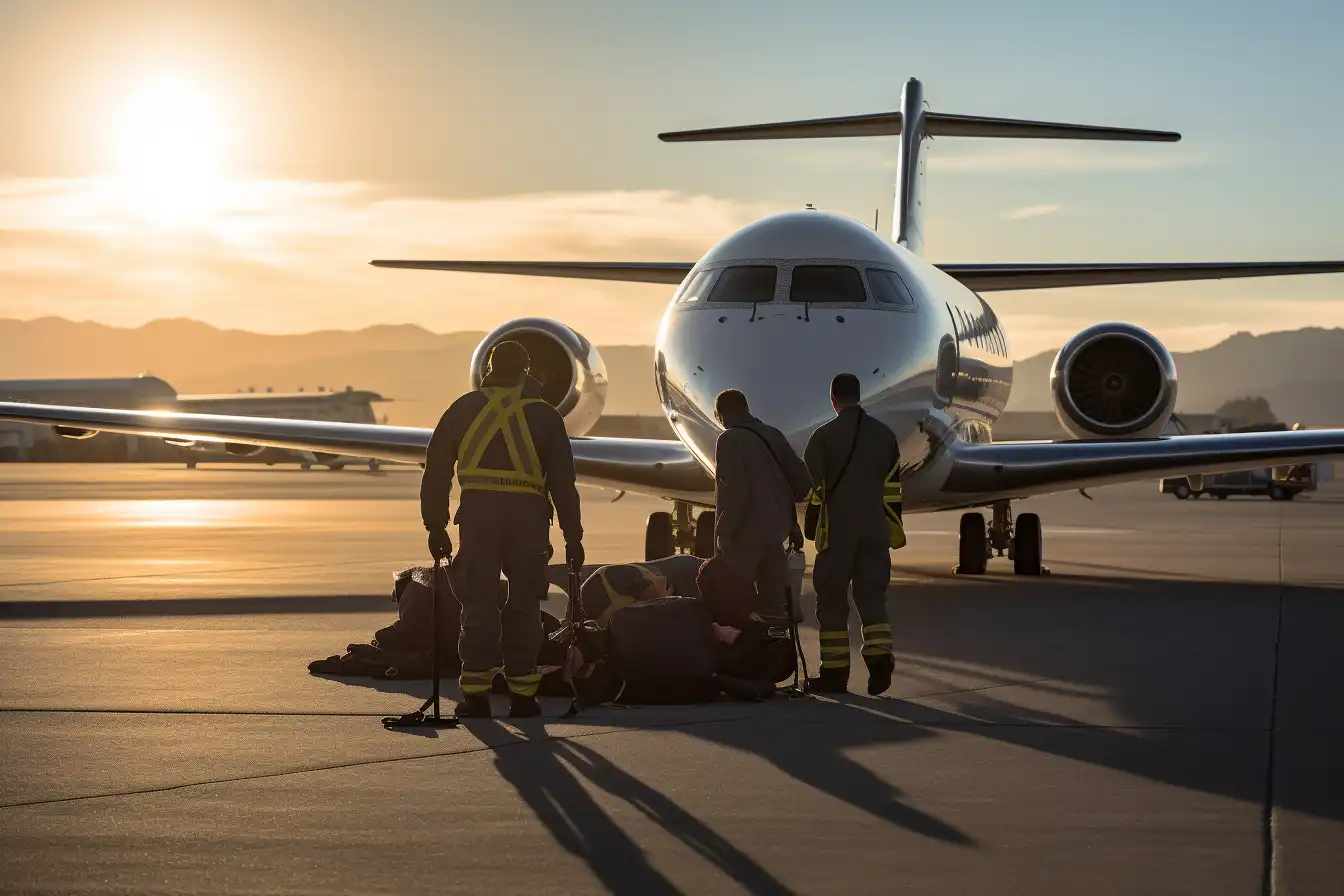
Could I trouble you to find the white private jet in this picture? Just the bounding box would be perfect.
[6,78,1344,574]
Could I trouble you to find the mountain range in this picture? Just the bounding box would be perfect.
[2,318,1341,428]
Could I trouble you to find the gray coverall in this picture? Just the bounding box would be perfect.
[803,406,898,672]
[714,416,811,615]
[421,372,582,698]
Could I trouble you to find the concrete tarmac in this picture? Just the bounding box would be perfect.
[1,464,1342,894]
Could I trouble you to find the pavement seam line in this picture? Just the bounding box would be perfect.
[0,710,771,811]
[1261,510,1286,896]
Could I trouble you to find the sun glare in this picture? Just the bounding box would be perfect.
[114,77,228,226]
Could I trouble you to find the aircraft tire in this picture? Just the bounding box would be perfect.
[693,511,716,559]
[956,512,987,575]
[646,511,674,561]
[1013,513,1044,576]
[1174,483,1191,499]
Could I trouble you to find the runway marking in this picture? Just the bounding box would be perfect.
[0,557,391,590]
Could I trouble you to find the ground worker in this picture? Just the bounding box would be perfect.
[802,373,899,696]
[420,341,584,718]
[712,389,811,616]
[578,554,703,626]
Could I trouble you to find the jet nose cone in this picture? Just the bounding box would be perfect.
[658,306,925,461]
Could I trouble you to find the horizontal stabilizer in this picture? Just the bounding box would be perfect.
[943,260,1344,292]
[660,112,903,142]
[659,111,1178,143]
[371,260,691,284]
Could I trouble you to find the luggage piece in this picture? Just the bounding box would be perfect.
[374,565,461,654]
[607,596,721,704]
[719,619,797,684]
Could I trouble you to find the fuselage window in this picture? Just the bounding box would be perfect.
[676,270,712,304]
[790,265,867,304]
[708,265,777,303]
[866,268,915,306]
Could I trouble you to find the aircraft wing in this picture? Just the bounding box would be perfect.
[370,258,1344,291]
[0,403,713,498]
[938,261,1344,291]
[938,428,1344,507]
[370,260,693,284]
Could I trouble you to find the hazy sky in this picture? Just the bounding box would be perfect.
[1,0,1342,356]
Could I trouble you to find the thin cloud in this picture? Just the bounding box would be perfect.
[0,178,770,341]
[930,143,1209,174]
[1002,204,1061,221]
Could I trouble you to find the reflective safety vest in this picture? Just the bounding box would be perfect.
[884,465,906,551]
[457,384,547,496]
[591,563,667,626]
[809,463,906,552]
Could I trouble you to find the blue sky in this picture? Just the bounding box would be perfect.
[0,0,1341,354]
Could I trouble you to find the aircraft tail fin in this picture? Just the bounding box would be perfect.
[660,78,1180,256]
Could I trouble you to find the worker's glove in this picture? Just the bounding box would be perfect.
[427,528,453,562]
[788,522,804,553]
[565,541,585,573]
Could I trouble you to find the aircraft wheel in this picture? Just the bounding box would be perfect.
[300,463,312,471]
[1174,483,1190,499]
[1013,513,1044,576]
[1216,493,1228,500]
[693,511,716,559]
[646,511,675,561]
[956,512,987,575]
[326,462,345,471]
[186,460,197,470]
[368,460,381,472]
[1269,485,1288,501]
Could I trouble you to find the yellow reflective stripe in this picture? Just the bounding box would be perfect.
[819,630,849,641]
[862,623,891,635]
[596,569,636,626]
[820,646,850,656]
[506,671,542,697]
[820,656,851,668]
[460,666,501,694]
[862,644,893,656]
[458,386,546,496]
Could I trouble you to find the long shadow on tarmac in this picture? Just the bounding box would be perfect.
[476,723,798,895]
[325,571,1344,838]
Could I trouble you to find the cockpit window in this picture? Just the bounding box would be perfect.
[866,269,915,306]
[789,265,867,304]
[708,265,777,303]
[676,270,713,304]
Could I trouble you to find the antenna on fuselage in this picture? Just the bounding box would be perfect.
[873,208,879,231]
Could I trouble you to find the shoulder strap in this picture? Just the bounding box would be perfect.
[732,424,786,478]
[826,412,864,504]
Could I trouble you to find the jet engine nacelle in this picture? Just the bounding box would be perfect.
[470,318,608,436]
[1050,322,1177,440]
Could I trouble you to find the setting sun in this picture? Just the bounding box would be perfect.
[114,76,227,225]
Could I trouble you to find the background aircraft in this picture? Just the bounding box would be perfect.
[5,78,1344,575]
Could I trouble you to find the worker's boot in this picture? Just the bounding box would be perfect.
[806,665,849,694]
[508,694,541,718]
[453,694,492,719]
[864,653,895,696]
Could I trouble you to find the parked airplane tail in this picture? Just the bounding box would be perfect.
[659,78,1180,257]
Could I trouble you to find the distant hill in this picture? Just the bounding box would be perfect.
[4,318,1340,428]
[1007,327,1344,426]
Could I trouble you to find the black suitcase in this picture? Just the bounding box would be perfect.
[608,596,720,704]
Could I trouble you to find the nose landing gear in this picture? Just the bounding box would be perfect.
[955,501,1047,576]
[645,501,716,561]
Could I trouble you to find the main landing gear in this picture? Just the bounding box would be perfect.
[955,500,1047,576]
[645,500,715,561]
